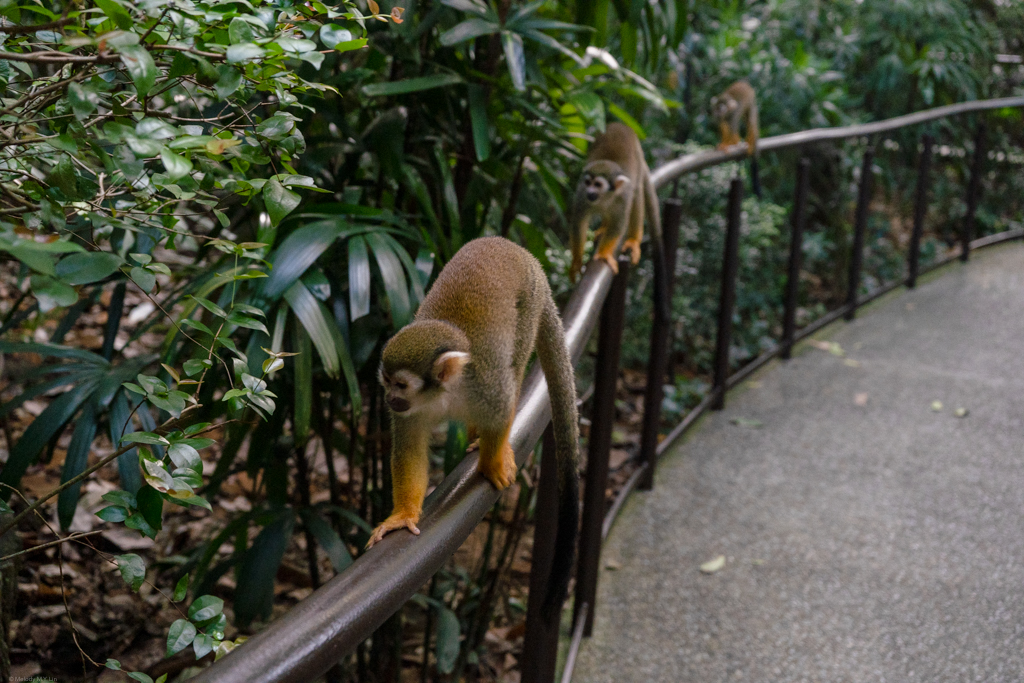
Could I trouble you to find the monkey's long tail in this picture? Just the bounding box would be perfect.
[536,296,581,620]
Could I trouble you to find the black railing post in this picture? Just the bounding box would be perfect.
[782,158,810,360]
[907,133,934,288]
[638,199,682,491]
[845,145,874,320]
[574,257,630,637]
[521,427,559,683]
[711,178,743,410]
[962,124,986,262]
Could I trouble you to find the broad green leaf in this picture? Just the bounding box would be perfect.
[136,484,164,532]
[226,312,269,334]
[607,102,645,139]
[193,633,215,659]
[161,148,193,180]
[116,553,146,592]
[96,505,129,522]
[262,219,355,298]
[264,179,301,227]
[109,392,140,495]
[292,325,312,444]
[173,574,189,601]
[168,442,201,471]
[440,0,492,18]
[189,296,227,318]
[227,43,266,63]
[96,0,132,30]
[188,593,224,622]
[347,235,371,320]
[362,73,464,97]
[567,91,606,131]
[365,232,411,328]
[284,282,339,378]
[319,24,352,47]
[435,607,461,674]
[120,432,169,446]
[166,619,197,657]
[55,252,123,285]
[102,490,137,509]
[215,67,243,99]
[58,403,97,529]
[30,274,78,311]
[501,31,526,91]
[439,18,498,46]
[228,17,255,44]
[334,38,367,53]
[234,514,293,627]
[130,267,156,293]
[119,45,157,97]
[301,509,353,572]
[467,83,491,162]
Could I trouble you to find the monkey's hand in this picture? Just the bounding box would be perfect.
[366,513,421,548]
[621,238,642,265]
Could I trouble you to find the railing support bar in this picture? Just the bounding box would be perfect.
[638,198,683,491]
[574,257,630,637]
[712,178,743,410]
[962,124,986,262]
[845,145,874,321]
[782,158,810,359]
[907,134,934,288]
[521,427,560,683]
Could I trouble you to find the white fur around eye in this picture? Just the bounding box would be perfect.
[394,370,423,391]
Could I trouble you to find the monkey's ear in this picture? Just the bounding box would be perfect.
[433,351,470,385]
[613,174,630,191]
[727,99,739,112]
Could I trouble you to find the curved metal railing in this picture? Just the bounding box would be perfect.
[193,95,1024,683]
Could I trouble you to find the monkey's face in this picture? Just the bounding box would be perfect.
[711,96,737,121]
[580,162,630,206]
[380,368,426,414]
[379,350,470,416]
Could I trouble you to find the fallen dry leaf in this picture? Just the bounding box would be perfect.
[730,417,763,428]
[854,392,868,406]
[700,555,726,574]
[844,359,861,368]
[954,407,969,418]
[604,558,622,571]
[746,380,762,389]
[809,339,844,356]
[931,400,943,412]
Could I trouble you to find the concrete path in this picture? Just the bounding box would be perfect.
[574,243,1024,683]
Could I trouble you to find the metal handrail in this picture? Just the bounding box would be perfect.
[194,96,1024,683]
[651,96,1024,189]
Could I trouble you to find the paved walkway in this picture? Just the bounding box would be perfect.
[574,243,1024,683]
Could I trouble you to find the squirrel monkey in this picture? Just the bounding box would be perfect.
[568,122,663,283]
[370,237,580,615]
[711,80,759,155]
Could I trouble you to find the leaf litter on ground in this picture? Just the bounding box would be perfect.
[700,555,726,574]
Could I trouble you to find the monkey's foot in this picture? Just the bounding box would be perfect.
[478,443,518,490]
[621,238,642,265]
[465,438,480,453]
[366,513,421,548]
[597,253,620,274]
